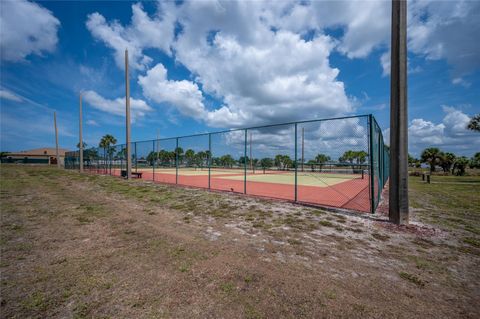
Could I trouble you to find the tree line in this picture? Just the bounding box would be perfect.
[410,148,480,176]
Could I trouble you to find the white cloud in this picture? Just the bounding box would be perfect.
[86,119,99,126]
[408,0,480,77]
[86,0,480,131]
[82,90,153,121]
[0,88,23,102]
[86,2,176,71]
[138,63,206,120]
[87,1,355,127]
[385,106,480,156]
[0,0,60,61]
[451,77,471,88]
[171,1,353,127]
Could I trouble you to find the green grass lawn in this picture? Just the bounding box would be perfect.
[409,174,480,237]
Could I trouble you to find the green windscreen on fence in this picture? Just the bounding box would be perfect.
[65,114,390,213]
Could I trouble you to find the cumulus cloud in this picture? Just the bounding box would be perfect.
[86,119,99,126]
[171,1,353,127]
[408,0,480,77]
[138,64,206,120]
[385,106,479,156]
[85,0,479,130]
[86,2,175,70]
[82,90,153,121]
[0,0,60,62]
[0,88,23,102]
[86,1,355,127]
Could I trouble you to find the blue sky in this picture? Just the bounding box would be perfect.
[1,0,479,157]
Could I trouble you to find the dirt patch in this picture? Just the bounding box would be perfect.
[0,165,479,318]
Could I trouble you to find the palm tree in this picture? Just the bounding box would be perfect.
[184,149,195,167]
[77,141,87,149]
[439,152,456,173]
[99,134,117,149]
[467,114,480,132]
[453,157,469,176]
[315,153,331,171]
[420,147,441,173]
[259,158,273,173]
[469,152,480,169]
[99,134,117,169]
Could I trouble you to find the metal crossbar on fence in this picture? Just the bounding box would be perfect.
[65,114,389,213]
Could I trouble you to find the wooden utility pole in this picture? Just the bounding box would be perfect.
[54,112,60,168]
[79,93,84,172]
[125,49,132,179]
[389,0,409,224]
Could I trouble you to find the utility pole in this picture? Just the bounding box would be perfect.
[54,112,60,168]
[79,92,83,172]
[389,0,409,224]
[125,49,132,179]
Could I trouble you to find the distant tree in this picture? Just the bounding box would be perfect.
[0,151,10,158]
[453,157,469,176]
[467,114,480,132]
[220,154,235,168]
[175,147,184,163]
[274,154,292,170]
[439,152,456,173]
[195,151,208,168]
[408,154,417,167]
[99,135,117,149]
[469,152,480,169]
[421,147,442,173]
[339,150,367,170]
[99,134,117,163]
[315,154,331,170]
[184,149,196,166]
[84,147,99,161]
[238,156,250,165]
[77,141,87,149]
[259,158,273,173]
[146,151,158,166]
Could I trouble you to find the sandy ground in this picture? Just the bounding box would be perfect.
[0,165,479,318]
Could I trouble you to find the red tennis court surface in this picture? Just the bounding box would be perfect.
[95,168,371,213]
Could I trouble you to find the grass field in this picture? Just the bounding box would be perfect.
[1,165,479,318]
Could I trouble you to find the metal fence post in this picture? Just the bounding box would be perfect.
[152,140,155,182]
[134,142,138,173]
[368,114,375,214]
[176,137,179,184]
[208,133,211,189]
[244,129,247,194]
[294,123,298,202]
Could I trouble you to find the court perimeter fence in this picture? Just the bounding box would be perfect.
[65,114,389,213]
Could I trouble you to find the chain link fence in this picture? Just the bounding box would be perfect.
[65,114,389,213]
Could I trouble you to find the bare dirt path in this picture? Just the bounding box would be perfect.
[1,165,479,318]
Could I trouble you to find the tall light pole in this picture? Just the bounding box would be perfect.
[54,112,60,168]
[389,0,409,224]
[125,49,132,179]
[79,92,84,172]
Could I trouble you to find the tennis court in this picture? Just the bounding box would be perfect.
[104,167,370,212]
[66,115,388,214]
